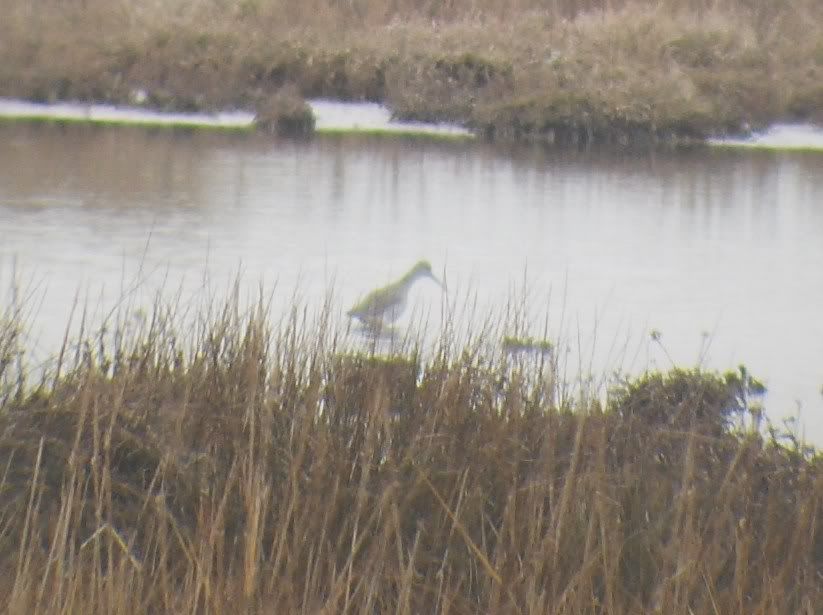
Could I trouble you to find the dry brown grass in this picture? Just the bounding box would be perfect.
[0,291,820,613]
[0,0,822,143]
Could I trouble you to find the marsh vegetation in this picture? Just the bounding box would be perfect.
[1,0,822,143]
[0,289,820,613]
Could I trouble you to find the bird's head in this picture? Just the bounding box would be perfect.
[410,260,445,289]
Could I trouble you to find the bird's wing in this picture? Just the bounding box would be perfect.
[348,282,400,317]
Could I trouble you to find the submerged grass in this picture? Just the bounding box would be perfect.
[0,0,822,144]
[0,289,820,613]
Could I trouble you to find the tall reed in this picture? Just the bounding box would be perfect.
[0,291,819,613]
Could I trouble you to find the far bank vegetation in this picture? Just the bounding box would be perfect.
[1,0,822,143]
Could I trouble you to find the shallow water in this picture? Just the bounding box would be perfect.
[1,121,822,444]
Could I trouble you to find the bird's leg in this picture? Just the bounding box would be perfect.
[363,316,385,334]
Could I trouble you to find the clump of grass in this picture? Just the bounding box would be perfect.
[502,334,553,355]
[1,0,822,143]
[0,289,820,613]
[254,84,315,136]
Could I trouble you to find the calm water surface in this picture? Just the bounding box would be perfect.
[1,124,822,443]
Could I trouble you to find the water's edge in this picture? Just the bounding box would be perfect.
[2,98,823,149]
[0,98,474,139]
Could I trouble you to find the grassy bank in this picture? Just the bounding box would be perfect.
[0,292,820,613]
[1,0,822,144]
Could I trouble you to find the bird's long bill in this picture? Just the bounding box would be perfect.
[429,271,446,290]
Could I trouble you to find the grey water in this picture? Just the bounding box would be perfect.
[1,122,822,444]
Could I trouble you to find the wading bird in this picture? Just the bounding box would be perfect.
[348,260,445,329]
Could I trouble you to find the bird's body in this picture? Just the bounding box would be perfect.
[348,260,444,328]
